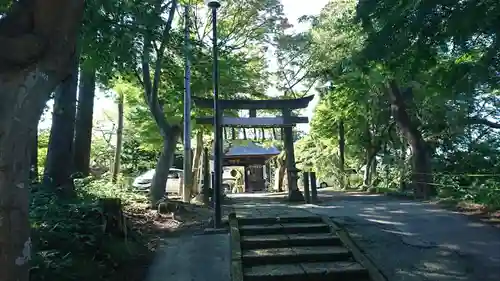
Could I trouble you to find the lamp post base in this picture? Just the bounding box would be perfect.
[288,189,305,202]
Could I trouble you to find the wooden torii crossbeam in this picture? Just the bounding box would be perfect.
[196,116,309,127]
[194,95,314,202]
[193,95,314,109]
[193,95,314,128]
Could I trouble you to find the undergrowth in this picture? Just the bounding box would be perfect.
[30,177,153,281]
[372,173,500,211]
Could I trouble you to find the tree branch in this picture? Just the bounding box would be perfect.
[469,116,500,129]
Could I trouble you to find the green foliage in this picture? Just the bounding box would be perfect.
[0,0,11,13]
[30,179,151,281]
[281,0,500,209]
[111,0,282,150]
[37,130,50,176]
[120,137,159,176]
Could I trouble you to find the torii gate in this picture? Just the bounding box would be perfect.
[193,95,314,202]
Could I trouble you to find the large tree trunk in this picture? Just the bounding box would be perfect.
[338,120,345,189]
[30,128,39,182]
[150,128,181,206]
[73,67,96,177]
[139,0,178,206]
[387,80,434,199]
[370,156,377,183]
[191,131,203,194]
[399,137,408,191]
[43,64,78,192]
[0,1,84,279]
[111,92,124,183]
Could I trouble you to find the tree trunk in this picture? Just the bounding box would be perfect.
[274,152,286,192]
[387,80,433,199]
[30,128,39,183]
[150,128,181,206]
[73,67,96,177]
[111,92,124,183]
[399,137,408,191]
[139,0,178,206]
[0,70,60,280]
[191,131,203,194]
[0,1,84,280]
[43,64,78,192]
[338,120,345,189]
[362,150,377,188]
[362,152,371,188]
[370,156,377,183]
[100,198,127,237]
[0,113,35,281]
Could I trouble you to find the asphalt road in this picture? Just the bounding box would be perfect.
[230,190,500,281]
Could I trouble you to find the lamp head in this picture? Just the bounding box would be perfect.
[205,0,221,8]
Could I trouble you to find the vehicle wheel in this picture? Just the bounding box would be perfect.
[320,182,328,188]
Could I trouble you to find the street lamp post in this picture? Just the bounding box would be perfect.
[207,0,222,229]
[182,4,192,203]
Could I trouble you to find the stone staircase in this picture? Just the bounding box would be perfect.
[228,214,385,281]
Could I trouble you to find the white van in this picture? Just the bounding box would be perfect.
[132,168,184,194]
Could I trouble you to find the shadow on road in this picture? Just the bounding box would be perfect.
[223,190,500,281]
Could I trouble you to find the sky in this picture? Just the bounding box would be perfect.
[39,0,330,132]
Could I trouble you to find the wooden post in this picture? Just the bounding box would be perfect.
[303,172,310,204]
[202,147,210,205]
[310,172,318,203]
[211,171,215,206]
[244,165,249,192]
[249,109,257,139]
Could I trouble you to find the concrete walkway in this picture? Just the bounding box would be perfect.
[146,233,230,281]
[227,191,500,281]
[145,191,500,281]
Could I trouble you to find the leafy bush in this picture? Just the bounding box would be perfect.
[30,178,151,281]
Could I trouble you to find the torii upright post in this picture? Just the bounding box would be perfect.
[282,108,303,201]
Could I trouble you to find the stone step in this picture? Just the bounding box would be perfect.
[244,261,370,281]
[241,233,343,249]
[239,223,330,236]
[242,246,352,265]
[237,216,323,226]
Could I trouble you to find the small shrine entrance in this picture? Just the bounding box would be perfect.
[194,95,314,201]
[224,141,279,192]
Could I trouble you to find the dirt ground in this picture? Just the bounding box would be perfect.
[121,201,215,281]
